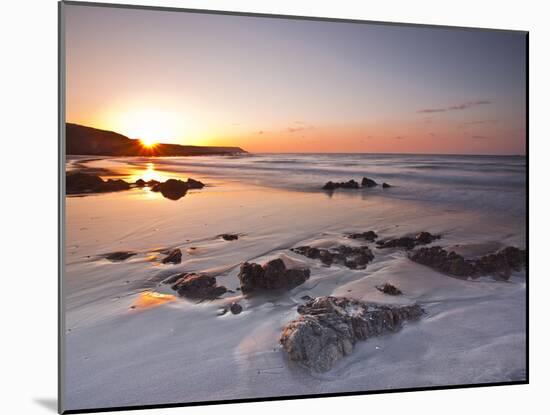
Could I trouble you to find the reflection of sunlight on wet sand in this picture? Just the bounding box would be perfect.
[128,162,172,183]
[131,291,176,310]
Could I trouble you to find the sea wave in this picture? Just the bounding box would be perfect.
[112,153,526,216]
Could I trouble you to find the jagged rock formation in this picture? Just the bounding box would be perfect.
[410,246,526,280]
[280,296,424,372]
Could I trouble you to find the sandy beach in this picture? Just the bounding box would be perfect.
[63,154,526,411]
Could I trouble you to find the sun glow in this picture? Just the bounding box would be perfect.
[113,109,184,145]
[140,138,158,148]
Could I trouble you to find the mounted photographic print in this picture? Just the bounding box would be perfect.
[59,1,528,413]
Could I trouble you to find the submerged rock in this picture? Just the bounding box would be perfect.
[346,231,378,242]
[170,273,227,300]
[162,248,182,264]
[377,232,440,250]
[410,246,526,280]
[219,234,239,241]
[280,296,424,372]
[238,259,310,293]
[291,244,374,269]
[66,172,131,194]
[104,251,136,261]
[361,177,378,187]
[382,182,392,188]
[322,180,360,191]
[376,283,402,295]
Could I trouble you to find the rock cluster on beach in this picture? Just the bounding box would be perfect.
[322,176,392,191]
[66,172,205,201]
[164,273,227,300]
[410,245,527,280]
[238,259,310,293]
[279,296,424,372]
[219,234,239,241]
[291,245,374,269]
[66,172,130,194]
[376,231,440,250]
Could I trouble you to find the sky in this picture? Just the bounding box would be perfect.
[64,4,527,154]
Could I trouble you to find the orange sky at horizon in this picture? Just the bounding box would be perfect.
[65,5,526,155]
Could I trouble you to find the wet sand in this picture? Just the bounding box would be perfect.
[63,156,526,411]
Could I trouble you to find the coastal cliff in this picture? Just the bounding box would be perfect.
[65,123,247,156]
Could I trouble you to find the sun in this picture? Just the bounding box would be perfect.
[140,138,158,148]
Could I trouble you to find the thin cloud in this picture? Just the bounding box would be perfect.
[393,136,405,140]
[472,135,490,139]
[287,124,315,133]
[417,100,491,114]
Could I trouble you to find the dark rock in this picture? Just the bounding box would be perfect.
[361,177,378,187]
[411,246,473,277]
[346,231,378,242]
[151,179,189,200]
[162,249,182,264]
[301,295,313,301]
[148,178,205,199]
[238,259,310,293]
[135,179,146,187]
[217,308,228,316]
[104,251,136,261]
[376,236,416,250]
[103,179,131,192]
[66,172,104,193]
[220,234,239,241]
[170,273,227,300]
[238,262,265,293]
[162,273,186,285]
[415,231,441,245]
[376,283,402,295]
[377,232,440,250]
[341,180,360,189]
[280,296,424,372]
[410,246,526,280]
[322,181,337,190]
[186,178,205,189]
[230,302,243,315]
[322,180,360,191]
[66,172,131,194]
[475,246,527,279]
[382,182,391,188]
[292,244,374,269]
